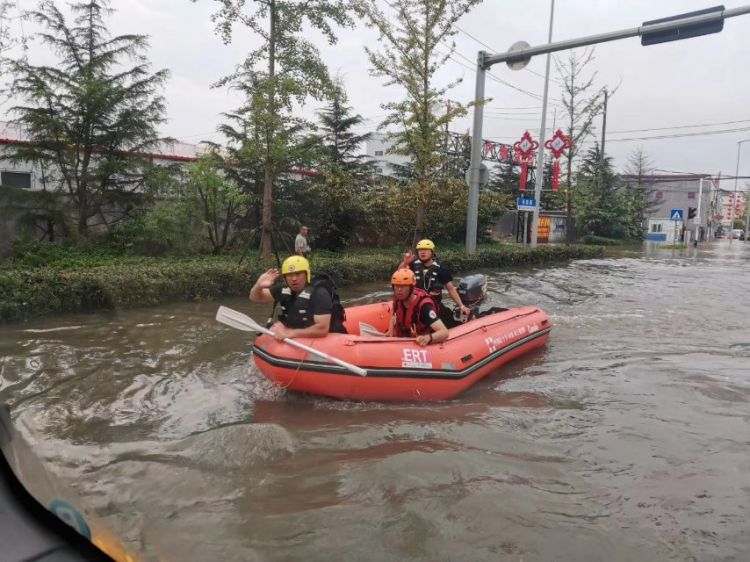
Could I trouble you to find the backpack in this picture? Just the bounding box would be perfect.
[310,273,348,334]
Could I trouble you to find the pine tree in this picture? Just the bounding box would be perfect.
[315,79,373,176]
[6,0,168,235]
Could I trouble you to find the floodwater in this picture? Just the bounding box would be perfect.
[1,241,749,561]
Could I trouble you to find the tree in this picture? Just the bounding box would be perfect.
[187,153,249,254]
[6,0,168,236]
[622,146,656,234]
[359,0,481,243]
[574,144,644,240]
[554,48,606,240]
[299,80,373,249]
[624,146,654,183]
[315,78,373,175]
[572,143,616,237]
[201,0,354,258]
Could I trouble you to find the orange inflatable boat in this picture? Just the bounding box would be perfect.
[251,302,552,401]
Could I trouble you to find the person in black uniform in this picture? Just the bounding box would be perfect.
[249,255,332,340]
[399,239,470,325]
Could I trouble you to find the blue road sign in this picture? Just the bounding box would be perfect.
[670,209,684,221]
[517,197,537,211]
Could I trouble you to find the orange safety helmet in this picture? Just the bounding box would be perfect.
[391,268,416,286]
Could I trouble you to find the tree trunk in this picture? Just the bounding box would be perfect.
[259,0,277,260]
[77,187,88,235]
[259,162,274,258]
[414,202,425,246]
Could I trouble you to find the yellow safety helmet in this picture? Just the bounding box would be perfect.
[391,268,416,286]
[415,239,435,251]
[281,255,311,283]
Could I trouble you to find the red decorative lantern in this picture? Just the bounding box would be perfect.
[543,129,572,191]
[513,131,539,191]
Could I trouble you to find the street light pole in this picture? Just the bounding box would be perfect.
[463,4,750,254]
[530,0,555,249]
[465,51,487,254]
[729,138,750,244]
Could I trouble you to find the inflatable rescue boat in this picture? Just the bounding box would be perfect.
[252,302,551,401]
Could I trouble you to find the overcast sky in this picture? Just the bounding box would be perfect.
[5,0,750,184]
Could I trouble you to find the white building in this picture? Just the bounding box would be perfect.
[717,188,747,228]
[364,132,410,177]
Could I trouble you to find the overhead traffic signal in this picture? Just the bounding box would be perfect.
[641,6,725,46]
[688,207,697,219]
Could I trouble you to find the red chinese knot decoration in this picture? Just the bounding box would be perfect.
[513,131,539,190]
[543,129,572,191]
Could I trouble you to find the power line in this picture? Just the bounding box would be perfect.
[607,118,750,136]
[444,44,544,100]
[604,125,750,143]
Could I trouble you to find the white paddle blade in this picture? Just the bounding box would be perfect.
[215,306,263,333]
[215,306,367,377]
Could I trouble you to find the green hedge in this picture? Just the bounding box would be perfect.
[0,245,603,322]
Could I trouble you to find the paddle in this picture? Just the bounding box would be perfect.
[215,306,367,377]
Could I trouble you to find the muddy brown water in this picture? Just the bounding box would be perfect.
[1,241,749,561]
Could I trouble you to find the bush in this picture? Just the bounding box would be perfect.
[0,244,603,322]
[580,234,622,246]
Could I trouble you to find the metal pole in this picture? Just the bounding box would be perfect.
[729,141,745,244]
[523,212,528,247]
[484,5,750,67]
[531,0,555,249]
[465,52,487,254]
[695,177,704,243]
[599,88,608,167]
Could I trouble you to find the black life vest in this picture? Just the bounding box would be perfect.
[276,274,347,333]
[412,260,445,300]
[392,288,436,337]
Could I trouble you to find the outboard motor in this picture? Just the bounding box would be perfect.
[453,274,488,322]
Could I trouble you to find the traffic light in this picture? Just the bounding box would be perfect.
[688,207,697,219]
[641,6,725,46]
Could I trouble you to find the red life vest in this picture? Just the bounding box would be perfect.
[392,288,437,337]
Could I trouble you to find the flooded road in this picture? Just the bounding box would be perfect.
[1,241,749,561]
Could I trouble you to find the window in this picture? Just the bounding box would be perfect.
[374,150,384,156]
[1,171,32,189]
[376,167,384,174]
[655,191,663,199]
[688,192,695,199]
[651,223,662,233]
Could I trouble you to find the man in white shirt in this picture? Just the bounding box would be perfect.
[295,225,311,258]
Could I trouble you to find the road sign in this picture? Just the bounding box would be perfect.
[670,209,684,221]
[517,197,537,211]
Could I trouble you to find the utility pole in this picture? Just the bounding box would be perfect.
[530,0,555,249]
[597,88,608,193]
[463,4,750,254]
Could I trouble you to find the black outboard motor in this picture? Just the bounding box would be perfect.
[453,274,488,322]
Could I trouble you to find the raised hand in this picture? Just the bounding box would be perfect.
[256,268,280,288]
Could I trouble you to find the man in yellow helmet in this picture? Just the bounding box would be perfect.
[399,239,471,322]
[249,256,332,340]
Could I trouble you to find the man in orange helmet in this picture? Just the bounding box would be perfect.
[387,268,449,347]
